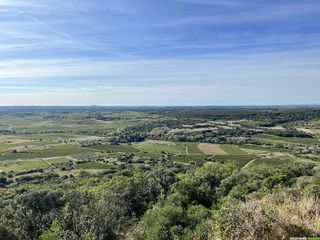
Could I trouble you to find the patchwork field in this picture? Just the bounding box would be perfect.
[0,107,319,181]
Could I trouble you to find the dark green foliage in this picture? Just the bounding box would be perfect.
[172,163,235,207]
[0,224,17,240]
[267,128,314,138]
[134,204,185,240]
[1,191,64,240]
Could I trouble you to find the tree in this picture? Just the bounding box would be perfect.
[134,204,185,240]
[2,191,64,240]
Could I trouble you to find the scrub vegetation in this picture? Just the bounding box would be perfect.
[0,106,320,240]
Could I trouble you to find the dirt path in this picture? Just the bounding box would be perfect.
[43,159,51,166]
[65,156,77,161]
[132,146,143,152]
[242,159,256,169]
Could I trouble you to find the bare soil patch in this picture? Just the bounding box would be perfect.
[198,143,227,155]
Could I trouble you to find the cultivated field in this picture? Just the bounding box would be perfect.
[198,143,227,155]
[0,160,49,172]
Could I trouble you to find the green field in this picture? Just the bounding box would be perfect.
[0,160,49,172]
[135,141,204,155]
[219,144,247,154]
[236,120,260,127]
[176,142,204,154]
[172,154,207,164]
[212,155,257,167]
[88,144,140,153]
[0,145,98,161]
[46,157,72,164]
[239,145,281,153]
[136,141,187,154]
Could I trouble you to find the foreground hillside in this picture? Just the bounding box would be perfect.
[0,107,319,239]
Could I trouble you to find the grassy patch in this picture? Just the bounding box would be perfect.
[46,157,72,164]
[248,158,292,167]
[136,141,186,154]
[239,145,282,153]
[88,144,140,153]
[0,160,49,172]
[0,145,98,161]
[212,155,257,168]
[176,142,204,154]
[172,154,207,164]
[219,144,246,154]
[236,120,259,127]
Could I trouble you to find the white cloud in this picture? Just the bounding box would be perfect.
[0,49,319,81]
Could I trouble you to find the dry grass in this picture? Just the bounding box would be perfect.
[217,194,320,240]
[9,145,50,153]
[0,135,34,145]
[198,143,227,155]
[266,194,320,238]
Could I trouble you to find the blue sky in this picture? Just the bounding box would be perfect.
[0,0,319,106]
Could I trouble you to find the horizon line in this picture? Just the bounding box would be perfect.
[0,104,320,108]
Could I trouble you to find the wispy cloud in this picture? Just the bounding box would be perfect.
[175,0,252,7]
[0,49,319,85]
[0,0,319,105]
[1,82,318,106]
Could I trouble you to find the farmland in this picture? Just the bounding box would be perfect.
[88,144,140,153]
[219,144,247,154]
[0,107,319,177]
[0,144,96,161]
[198,143,227,155]
[0,106,320,239]
[0,160,49,172]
